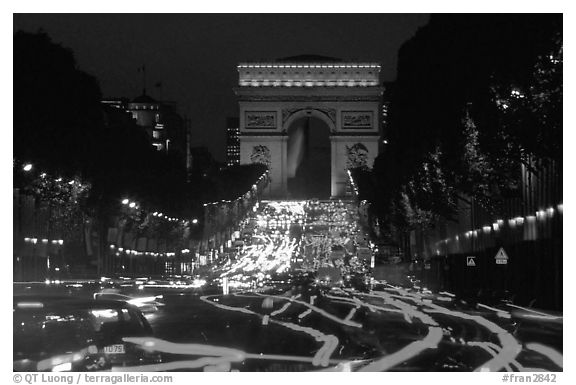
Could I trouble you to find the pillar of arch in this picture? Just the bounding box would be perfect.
[234,58,384,198]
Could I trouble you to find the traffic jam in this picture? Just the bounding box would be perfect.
[13,200,563,372]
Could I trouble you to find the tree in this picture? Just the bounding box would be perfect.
[14,31,191,217]
[14,31,195,274]
[14,31,103,179]
[371,14,562,239]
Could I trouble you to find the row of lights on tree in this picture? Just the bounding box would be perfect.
[18,162,88,250]
[21,162,87,189]
[20,164,194,225]
[22,163,198,226]
[121,198,198,225]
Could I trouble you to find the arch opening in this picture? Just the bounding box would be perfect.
[286,116,331,199]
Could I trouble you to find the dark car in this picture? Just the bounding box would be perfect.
[14,296,159,371]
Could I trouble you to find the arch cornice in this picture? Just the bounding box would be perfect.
[234,86,384,101]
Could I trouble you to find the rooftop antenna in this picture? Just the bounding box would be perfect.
[139,65,147,95]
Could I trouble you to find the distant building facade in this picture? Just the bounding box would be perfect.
[102,92,187,161]
[226,117,240,166]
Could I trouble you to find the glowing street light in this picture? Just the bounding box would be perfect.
[23,163,33,172]
[121,199,129,205]
[192,218,199,224]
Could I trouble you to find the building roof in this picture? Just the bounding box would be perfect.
[132,92,158,104]
[274,54,343,63]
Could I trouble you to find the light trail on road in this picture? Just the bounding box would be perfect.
[22,200,561,372]
[199,294,339,367]
[375,286,523,372]
[525,343,563,369]
[467,341,513,372]
[202,200,562,371]
[118,337,349,371]
[253,292,363,328]
[341,289,443,372]
[271,302,292,316]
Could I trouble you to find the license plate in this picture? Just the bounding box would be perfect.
[103,344,125,354]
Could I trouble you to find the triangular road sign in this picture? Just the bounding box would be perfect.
[495,247,509,260]
[495,247,509,264]
[466,256,476,266]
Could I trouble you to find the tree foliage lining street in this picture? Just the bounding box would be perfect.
[13,31,271,276]
[14,31,191,218]
[370,14,562,238]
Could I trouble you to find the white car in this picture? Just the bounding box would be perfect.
[93,292,163,313]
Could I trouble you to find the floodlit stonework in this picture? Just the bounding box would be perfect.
[235,57,383,197]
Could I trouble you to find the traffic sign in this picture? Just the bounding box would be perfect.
[495,247,509,265]
[466,256,476,267]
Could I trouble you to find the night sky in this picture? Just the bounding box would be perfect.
[13,14,429,161]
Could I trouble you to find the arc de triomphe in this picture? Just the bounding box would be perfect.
[234,56,384,198]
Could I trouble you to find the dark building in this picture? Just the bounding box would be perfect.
[226,117,240,166]
[102,92,187,162]
[101,98,129,111]
[190,146,219,176]
[380,81,393,153]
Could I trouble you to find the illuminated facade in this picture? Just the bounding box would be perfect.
[226,117,240,166]
[127,93,168,152]
[102,93,187,158]
[380,86,391,153]
[235,56,383,197]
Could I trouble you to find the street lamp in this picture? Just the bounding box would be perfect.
[23,163,33,172]
[192,218,199,224]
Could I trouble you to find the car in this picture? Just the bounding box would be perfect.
[93,291,164,314]
[14,296,160,371]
